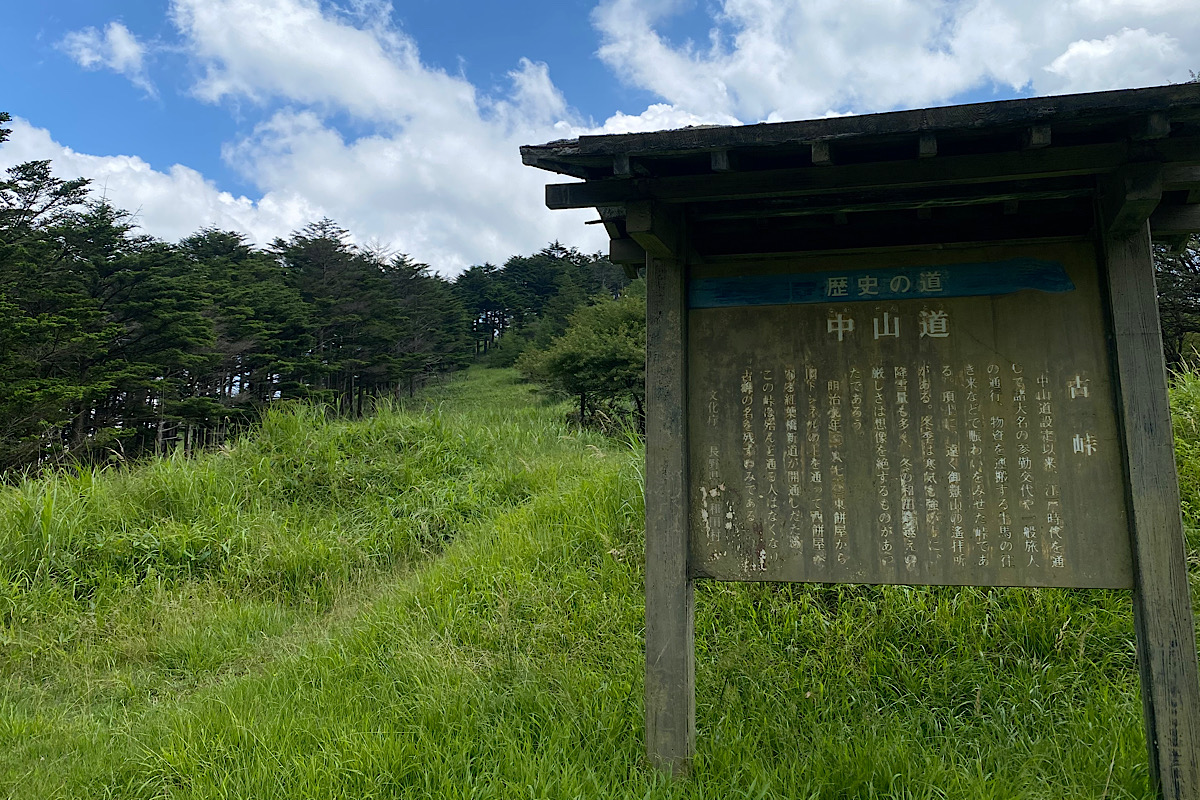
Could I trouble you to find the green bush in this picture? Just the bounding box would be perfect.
[517,291,646,428]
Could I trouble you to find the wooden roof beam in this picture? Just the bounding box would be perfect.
[609,237,646,278]
[1149,203,1200,237]
[687,180,1093,220]
[1023,124,1052,149]
[596,206,627,240]
[811,141,834,166]
[1131,112,1171,141]
[918,132,937,158]
[545,139,1157,209]
[626,200,683,258]
[1101,163,1163,238]
[1163,165,1200,204]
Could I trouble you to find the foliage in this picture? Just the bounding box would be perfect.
[453,241,629,359]
[3,366,1194,798]
[0,117,478,473]
[1155,235,1200,369]
[0,111,637,473]
[517,286,647,428]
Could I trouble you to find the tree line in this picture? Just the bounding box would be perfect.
[5,107,1196,472]
[0,112,633,473]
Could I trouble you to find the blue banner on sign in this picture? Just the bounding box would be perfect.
[688,258,1075,309]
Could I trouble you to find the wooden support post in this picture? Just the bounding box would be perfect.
[1104,221,1200,800]
[644,240,694,776]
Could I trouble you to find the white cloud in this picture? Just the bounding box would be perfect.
[0,117,316,245]
[591,0,1200,120]
[1045,27,1185,94]
[169,0,476,126]
[21,0,617,273]
[35,0,1200,276]
[60,22,156,97]
[586,103,740,135]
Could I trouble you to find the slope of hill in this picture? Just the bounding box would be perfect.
[2,367,1196,798]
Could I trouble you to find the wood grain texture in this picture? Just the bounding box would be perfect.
[1104,222,1200,800]
[644,248,694,775]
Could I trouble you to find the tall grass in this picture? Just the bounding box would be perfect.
[2,367,1197,798]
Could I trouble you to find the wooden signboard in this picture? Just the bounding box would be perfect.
[523,83,1200,799]
[688,241,1132,588]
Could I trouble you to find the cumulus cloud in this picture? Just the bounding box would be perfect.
[161,0,740,269]
[17,0,642,272]
[60,21,156,96]
[169,0,477,124]
[0,117,316,244]
[30,0,1199,274]
[1045,27,1186,94]
[591,0,1200,120]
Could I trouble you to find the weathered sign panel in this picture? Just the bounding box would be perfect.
[688,242,1132,587]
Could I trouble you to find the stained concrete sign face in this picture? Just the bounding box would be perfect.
[688,241,1133,588]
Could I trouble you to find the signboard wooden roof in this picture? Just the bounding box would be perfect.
[523,83,1200,260]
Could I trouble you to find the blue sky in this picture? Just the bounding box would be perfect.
[3,0,1197,273]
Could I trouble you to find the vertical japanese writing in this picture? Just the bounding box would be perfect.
[784,368,802,552]
[704,383,723,546]
[919,364,939,562]
[828,378,848,564]
[1047,374,1086,571]
[806,365,825,566]
[849,366,864,433]
[709,347,1091,581]
[1009,365,1030,569]
[740,368,757,535]
[896,366,917,571]
[761,369,777,570]
[965,363,990,567]
[702,444,724,544]
[1029,371,1055,569]
[942,367,965,567]
[873,366,893,566]
[895,366,911,448]
[988,365,1011,570]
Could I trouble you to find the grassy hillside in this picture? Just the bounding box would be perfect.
[2,367,1197,799]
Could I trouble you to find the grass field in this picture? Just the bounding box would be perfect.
[2,367,1197,798]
